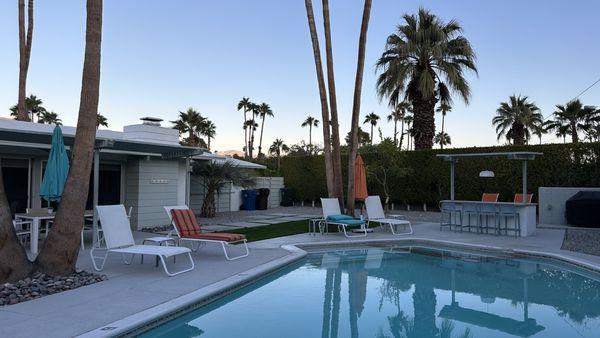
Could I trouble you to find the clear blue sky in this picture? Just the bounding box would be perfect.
[1,0,599,152]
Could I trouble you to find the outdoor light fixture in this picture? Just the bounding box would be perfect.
[479,170,495,178]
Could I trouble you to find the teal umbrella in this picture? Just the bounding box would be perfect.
[40,126,70,202]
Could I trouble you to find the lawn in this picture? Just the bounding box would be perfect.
[228,220,310,242]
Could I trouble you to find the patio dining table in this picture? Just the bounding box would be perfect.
[16,210,94,256]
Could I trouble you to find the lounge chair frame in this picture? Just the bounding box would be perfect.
[91,205,194,276]
[164,206,249,261]
[320,198,367,238]
[365,196,413,235]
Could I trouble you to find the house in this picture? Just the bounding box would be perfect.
[0,117,280,230]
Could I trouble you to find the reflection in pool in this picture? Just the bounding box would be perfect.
[140,246,600,338]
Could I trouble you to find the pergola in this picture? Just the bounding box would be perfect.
[436,152,543,202]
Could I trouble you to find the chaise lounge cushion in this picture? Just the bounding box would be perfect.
[170,209,246,243]
[327,214,354,221]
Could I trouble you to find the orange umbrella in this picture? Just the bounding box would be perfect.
[354,155,368,201]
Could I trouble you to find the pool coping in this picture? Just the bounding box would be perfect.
[78,236,600,337]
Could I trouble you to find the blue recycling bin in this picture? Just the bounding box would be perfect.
[241,189,258,210]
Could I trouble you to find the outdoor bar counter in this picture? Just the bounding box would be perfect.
[440,200,537,237]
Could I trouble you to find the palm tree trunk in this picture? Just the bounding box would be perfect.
[258,115,266,156]
[346,0,372,215]
[0,163,33,282]
[571,122,578,143]
[305,0,334,196]
[249,124,255,158]
[17,0,34,122]
[243,110,248,157]
[399,119,405,150]
[410,91,437,150]
[207,136,211,151]
[322,0,344,207]
[309,125,312,148]
[370,124,374,144]
[393,120,398,146]
[440,114,445,150]
[35,0,102,275]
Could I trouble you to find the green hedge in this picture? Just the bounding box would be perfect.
[279,143,600,205]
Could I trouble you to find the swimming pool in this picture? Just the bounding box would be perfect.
[139,246,600,338]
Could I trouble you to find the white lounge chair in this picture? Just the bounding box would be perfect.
[164,205,249,261]
[365,195,413,235]
[91,205,194,276]
[321,198,367,238]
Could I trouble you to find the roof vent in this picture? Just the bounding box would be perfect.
[140,117,163,126]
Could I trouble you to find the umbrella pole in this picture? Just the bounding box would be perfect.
[92,150,100,247]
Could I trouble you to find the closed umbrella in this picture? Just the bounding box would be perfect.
[40,126,70,203]
[354,155,368,201]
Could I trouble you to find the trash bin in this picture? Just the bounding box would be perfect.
[241,189,258,210]
[256,188,270,210]
[280,188,296,207]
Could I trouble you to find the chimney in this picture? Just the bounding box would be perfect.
[122,116,179,145]
[140,116,163,127]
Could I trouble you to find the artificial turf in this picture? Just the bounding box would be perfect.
[228,220,310,242]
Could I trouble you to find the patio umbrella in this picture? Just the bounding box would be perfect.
[354,155,368,201]
[40,125,70,203]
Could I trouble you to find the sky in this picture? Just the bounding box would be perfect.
[1,0,599,153]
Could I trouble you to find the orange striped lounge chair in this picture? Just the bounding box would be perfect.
[165,206,249,261]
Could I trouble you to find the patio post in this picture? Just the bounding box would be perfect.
[522,160,527,204]
[92,149,100,245]
[450,159,456,200]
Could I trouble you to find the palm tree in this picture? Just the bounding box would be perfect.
[237,97,251,157]
[171,108,207,148]
[346,0,373,215]
[492,95,543,145]
[16,0,34,122]
[404,115,414,150]
[301,116,320,148]
[244,119,259,156]
[192,162,254,218]
[96,113,108,128]
[550,99,596,143]
[387,101,410,148]
[376,8,477,150]
[269,138,290,174]
[363,112,380,144]
[35,0,103,275]
[345,127,371,147]
[37,111,62,125]
[257,102,273,157]
[10,94,46,122]
[436,102,452,146]
[304,0,335,196]
[202,120,216,151]
[532,120,551,145]
[434,132,451,149]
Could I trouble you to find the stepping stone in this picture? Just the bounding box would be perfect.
[202,225,240,232]
[218,221,268,228]
[279,216,312,221]
[247,219,288,225]
[264,213,297,217]
[247,215,280,220]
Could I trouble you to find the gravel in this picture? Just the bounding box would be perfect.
[0,271,107,306]
[561,228,600,256]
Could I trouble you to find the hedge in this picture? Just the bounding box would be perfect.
[279,143,600,205]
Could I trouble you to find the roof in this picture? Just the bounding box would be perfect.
[436,151,543,161]
[0,118,204,158]
[193,153,266,169]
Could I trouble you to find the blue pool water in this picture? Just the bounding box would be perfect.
[140,246,600,338]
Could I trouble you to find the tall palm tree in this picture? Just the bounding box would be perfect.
[363,112,380,144]
[376,8,477,150]
[301,115,320,148]
[434,132,451,149]
[345,127,371,147]
[17,0,34,122]
[404,115,414,150]
[532,120,551,145]
[346,0,373,215]
[246,103,260,158]
[171,108,207,148]
[37,111,62,125]
[269,138,289,174]
[202,120,216,151]
[257,102,273,157]
[387,102,410,147]
[304,0,335,196]
[96,113,108,128]
[492,95,543,145]
[237,97,251,157]
[321,0,344,208]
[550,99,596,143]
[436,102,452,145]
[36,0,103,275]
[10,94,46,122]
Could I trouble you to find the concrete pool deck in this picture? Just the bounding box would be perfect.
[2,221,600,338]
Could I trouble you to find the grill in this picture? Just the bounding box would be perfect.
[565,191,600,227]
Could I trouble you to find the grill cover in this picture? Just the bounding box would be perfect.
[565,191,600,227]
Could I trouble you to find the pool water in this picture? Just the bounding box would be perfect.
[140,246,600,338]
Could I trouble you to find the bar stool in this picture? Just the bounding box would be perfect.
[498,204,521,237]
[479,203,499,234]
[440,201,462,231]
[462,203,480,233]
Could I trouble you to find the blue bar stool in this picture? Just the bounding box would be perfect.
[498,204,521,237]
[479,203,499,235]
[440,202,462,231]
[462,203,480,233]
